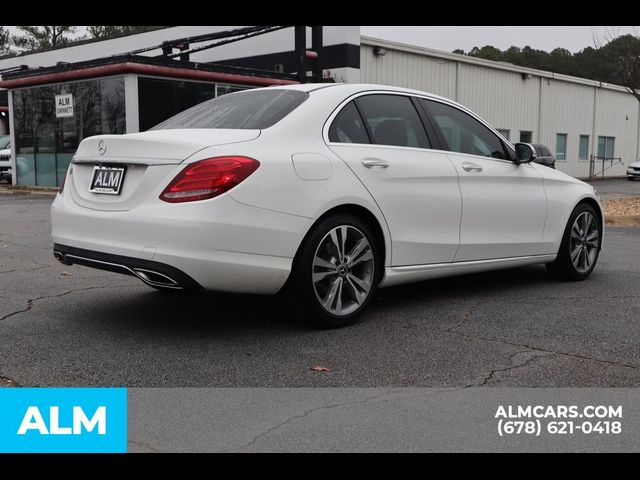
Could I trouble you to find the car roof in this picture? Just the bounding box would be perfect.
[267,83,454,103]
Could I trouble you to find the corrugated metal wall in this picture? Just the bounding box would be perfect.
[361,45,457,100]
[361,42,640,178]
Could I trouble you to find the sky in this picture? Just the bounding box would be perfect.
[3,26,639,54]
[360,26,639,53]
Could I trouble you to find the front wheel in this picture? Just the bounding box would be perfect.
[286,214,381,328]
[546,203,601,281]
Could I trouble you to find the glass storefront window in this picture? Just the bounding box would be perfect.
[12,76,125,187]
[11,75,254,186]
[138,77,217,132]
[216,84,249,97]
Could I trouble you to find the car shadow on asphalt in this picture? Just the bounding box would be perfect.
[86,265,555,335]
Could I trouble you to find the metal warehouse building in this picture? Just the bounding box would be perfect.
[360,36,639,179]
[1,26,638,187]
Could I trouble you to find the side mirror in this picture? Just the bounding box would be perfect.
[515,143,536,165]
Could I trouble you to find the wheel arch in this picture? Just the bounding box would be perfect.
[575,196,604,248]
[290,203,390,279]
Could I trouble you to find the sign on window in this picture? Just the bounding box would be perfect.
[55,94,74,118]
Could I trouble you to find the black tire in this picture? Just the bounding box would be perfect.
[285,213,382,328]
[546,203,601,281]
[628,177,636,181]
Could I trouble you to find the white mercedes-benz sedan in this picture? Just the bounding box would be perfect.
[51,84,603,327]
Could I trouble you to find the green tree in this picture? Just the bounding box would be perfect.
[601,34,640,103]
[87,26,170,39]
[12,26,80,51]
[467,45,504,62]
[0,26,10,54]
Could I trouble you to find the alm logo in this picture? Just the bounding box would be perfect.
[0,388,126,453]
[18,406,106,435]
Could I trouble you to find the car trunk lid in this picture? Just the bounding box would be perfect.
[69,129,260,211]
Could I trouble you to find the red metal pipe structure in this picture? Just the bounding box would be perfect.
[0,62,299,89]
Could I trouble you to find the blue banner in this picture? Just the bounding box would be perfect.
[0,388,127,453]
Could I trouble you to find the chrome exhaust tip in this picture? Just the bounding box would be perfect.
[132,268,181,289]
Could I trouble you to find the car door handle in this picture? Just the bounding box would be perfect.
[361,158,389,169]
[462,162,483,173]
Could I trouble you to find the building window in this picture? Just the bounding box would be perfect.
[496,129,510,141]
[597,136,615,160]
[138,77,217,132]
[578,135,589,161]
[520,131,533,143]
[556,133,567,161]
[12,77,125,188]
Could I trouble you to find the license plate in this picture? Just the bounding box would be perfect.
[89,166,126,195]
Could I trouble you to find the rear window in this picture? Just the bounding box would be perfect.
[151,89,309,130]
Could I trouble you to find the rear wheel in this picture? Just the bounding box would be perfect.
[287,214,381,328]
[546,203,601,281]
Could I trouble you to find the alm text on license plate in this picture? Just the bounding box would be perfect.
[89,166,126,195]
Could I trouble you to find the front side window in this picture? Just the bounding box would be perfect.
[356,94,430,149]
[422,100,508,160]
[328,101,370,144]
[597,136,615,160]
[556,134,567,161]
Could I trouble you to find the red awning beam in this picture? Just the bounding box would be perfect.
[0,62,298,89]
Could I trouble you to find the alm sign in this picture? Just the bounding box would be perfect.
[55,93,74,118]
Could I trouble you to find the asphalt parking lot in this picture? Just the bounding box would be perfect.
[1,195,639,388]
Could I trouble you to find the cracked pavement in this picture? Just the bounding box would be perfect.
[1,195,640,388]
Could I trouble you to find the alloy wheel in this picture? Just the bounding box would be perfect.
[569,212,599,273]
[312,225,375,316]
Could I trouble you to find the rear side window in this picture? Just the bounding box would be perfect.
[151,89,309,130]
[328,102,370,144]
[357,95,430,149]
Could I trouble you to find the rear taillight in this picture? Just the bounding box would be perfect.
[160,156,260,203]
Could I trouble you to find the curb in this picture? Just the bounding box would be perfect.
[0,188,58,197]
[606,215,640,227]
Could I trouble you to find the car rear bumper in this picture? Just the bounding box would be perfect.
[54,243,203,290]
[51,191,314,294]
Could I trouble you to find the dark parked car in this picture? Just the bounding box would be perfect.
[531,144,555,169]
